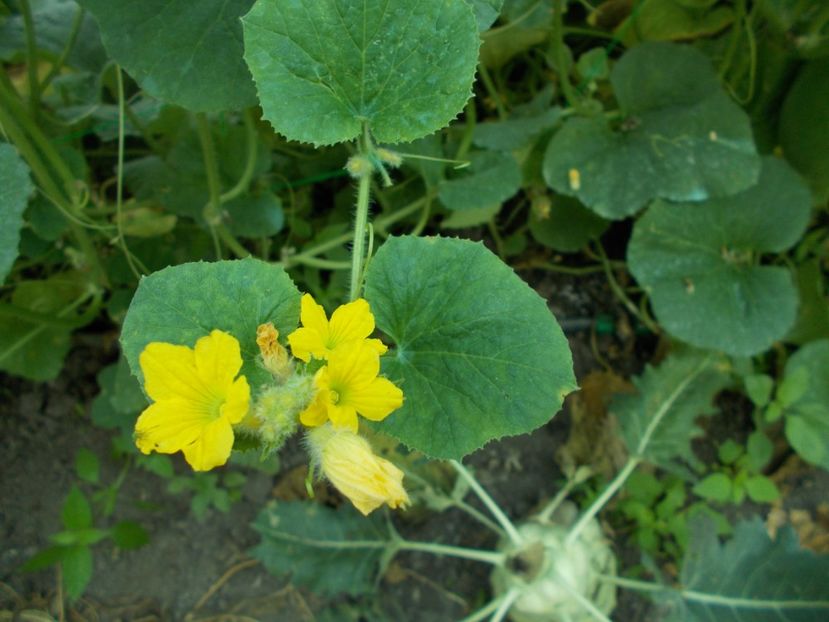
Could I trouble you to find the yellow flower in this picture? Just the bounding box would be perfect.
[300,344,403,431]
[287,294,387,362]
[307,424,409,515]
[134,330,250,471]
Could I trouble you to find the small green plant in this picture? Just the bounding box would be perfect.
[167,471,247,521]
[692,438,780,506]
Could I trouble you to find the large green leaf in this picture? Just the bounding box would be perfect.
[120,258,300,392]
[242,0,480,146]
[543,42,759,219]
[364,236,576,459]
[0,143,34,284]
[528,194,608,253]
[675,519,829,621]
[77,0,258,112]
[782,339,829,471]
[628,157,811,357]
[779,59,829,202]
[613,349,730,471]
[252,501,389,596]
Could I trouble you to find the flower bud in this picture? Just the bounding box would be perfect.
[306,425,409,515]
[256,323,292,380]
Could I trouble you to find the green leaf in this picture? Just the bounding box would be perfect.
[110,521,150,550]
[677,519,829,620]
[242,0,480,146]
[74,449,100,484]
[777,366,810,406]
[76,0,258,112]
[693,473,732,502]
[472,107,563,151]
[615,0,734,45]
[120,258,300,392]
[438,150,521,211]
[252,500,389,596]
[0,143,35,284]
[91,357,147,431]
[50,528,109,547]
[440,204,501,229]
[787,259,829,345]
[717,440,743,466]
[613,349,730,471]
[467,0,504,30]
[528,194,608,253]
[62,486,93,531]
[364,236,576,459]
[576,48,609,82]
[744,374,774,407]
[782,339,829,470]
[225,192,284,239]
[746,431,773,471]
[744,475,780,503]
[779,59,829,202]
[21,545,66,572]
[61,545,93,601]
[543,42,759,219]
[628,157,811,357]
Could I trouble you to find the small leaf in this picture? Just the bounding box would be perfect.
[242,0,480,146]
[438,151,522,212]
[77,0,258,112]
[252,500,389,596]
[627,157,811,356]
[0,143,35,284]
[744,374,774,407]
[467,0,504,30]
[225,192,284,239]
[364,236,576,459]
[744,475,780,503]
[693,473,732,503]
[676,519,829,621]
[614,349,730,471]
[74,449,100,484]
[61,545,93,601]
[717,440,743,466]
[543,42,759,219]
[50,528,109,547]
[120,258,300,393]
[781,340,829,471]
[111,521,150,550]
[21,546,66,572]
[777,366,810,407]
[62,486,93,531]
[473,107,563,151]
[746,431,773,471]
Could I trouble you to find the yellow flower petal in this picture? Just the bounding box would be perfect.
[221,376,250,424]
[134,399,212,455]
[328,403,359,432]
[328,298,374,344]
[347,376,404,422]
[366,338,388,356]
[299,392,329,427]
[328,344,380,391]
[287,326,325,363]
[194,329,243,387]
[140,342,206,403]
[181,417,235,471]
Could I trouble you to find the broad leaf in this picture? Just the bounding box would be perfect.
[779,59,829,202]
[628,157,811,357]
[77,0,258,112]
[675,519,829,621]
[473,107,563,152]
[467,0,504,30]
[252,501,389,596]
[62,545,93,601]
[616,0,734,45]
[62,486,93,531]
[120,258,300,392]
[0,143,34,283]
[438,150,521,211]
[787,259,829,345]
[242,0,480,145]
[364,235,576,459]
[543,42,759,219]
[528,194,608,253]
[782,339,829,471]
[614,349,730,470]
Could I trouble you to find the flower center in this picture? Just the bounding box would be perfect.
[329,389,340,405]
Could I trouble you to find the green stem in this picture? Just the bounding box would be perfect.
[220,109,258,204]
[595,242,660,334]
[217,224,250,259]
[195,112,224,259]
[114,65,142,279]
[477,63,507,120]
[396,540,505,565]
[458,592,516,622]
[565,457,639,546]
[349,156,373,300]
[40,6,85,92]
[451,460,523,546]
[552,0,578,108]
[455,100,476,161]
[19,0,41,120]
[492,589,521,622]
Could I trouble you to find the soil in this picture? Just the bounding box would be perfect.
[2,269,825,622]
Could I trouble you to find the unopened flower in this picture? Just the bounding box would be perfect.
[134,330,250,471]
[307,424,409,515]
[256,322,291,379]
[300,344,403,431]
[287,294,387,363]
